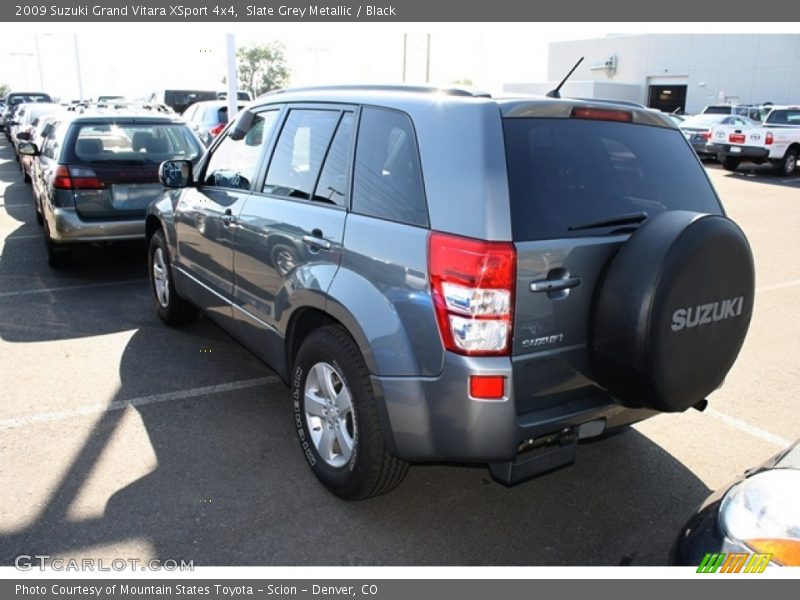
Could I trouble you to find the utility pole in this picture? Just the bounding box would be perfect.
[402,33,407,82]
[425,34,431,83]
[73,34,84,100]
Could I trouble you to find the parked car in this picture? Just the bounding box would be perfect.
[702,104,772,122]
[713,106,800,175]
[8,102,62,161]
[18,110,204,266]
[2,92,53,138]
[672,440,800,568]
[679,114,758,159]
[182,99,245,145]
[217,90,252,101]
[145,85,755,500]
[148,89,217,114]
[20,113,64,185]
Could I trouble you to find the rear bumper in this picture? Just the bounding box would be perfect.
[717,145,770,160]
[45,206,145,243]
[373,351,657,464]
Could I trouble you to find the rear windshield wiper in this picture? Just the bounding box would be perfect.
[568,211,648,232]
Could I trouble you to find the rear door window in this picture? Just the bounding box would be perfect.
[263,109,341,200]
[503,118,722,241]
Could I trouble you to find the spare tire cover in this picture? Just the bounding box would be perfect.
[591,210,755,412]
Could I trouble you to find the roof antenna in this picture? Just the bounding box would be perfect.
[546,57,584,99]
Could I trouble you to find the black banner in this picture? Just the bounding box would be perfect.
[3,0,800,22]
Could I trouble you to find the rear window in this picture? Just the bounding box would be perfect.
[8,93,52,105]
[503,118,722,241]
[71,122,202,164]
[702,106,732,115]
[765,109,800,125]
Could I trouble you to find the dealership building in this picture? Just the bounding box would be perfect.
[504,34,800,114]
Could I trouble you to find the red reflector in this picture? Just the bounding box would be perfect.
[571,107,633,123]
[469,376,505,400]
[729,133,746,144]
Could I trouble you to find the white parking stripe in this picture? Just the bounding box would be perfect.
[756,278,800,293]
[0,279,145,298]
[704,408,791,447]
[0,376,281,432]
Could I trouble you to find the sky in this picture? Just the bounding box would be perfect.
[0,23,794,101]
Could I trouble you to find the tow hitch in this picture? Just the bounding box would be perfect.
[489,427,579,485]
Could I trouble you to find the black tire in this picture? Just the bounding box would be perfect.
[721,156,741,171]
[23,171,31,184]
[43,221,72,268]
[35,197,43,226]
[292,325,408,500]
[147,229,198,326]
[774,148,798,176]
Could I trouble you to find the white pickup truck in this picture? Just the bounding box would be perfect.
[710,106,800,176]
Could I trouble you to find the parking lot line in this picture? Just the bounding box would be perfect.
[0,279,145,298]
[0,376,280,432]
[704,407,791,447]
[755,278,800,293]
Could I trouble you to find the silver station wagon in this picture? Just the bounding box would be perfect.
[19,110,203,266]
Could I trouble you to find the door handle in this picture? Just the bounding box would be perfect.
[221,209,235,226]
[302,233,331,251]
[530,277,581,293]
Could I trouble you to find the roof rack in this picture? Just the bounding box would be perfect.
[261,84,492,99]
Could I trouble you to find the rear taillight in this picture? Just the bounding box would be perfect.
[729,133,746,144]
[210,123,226,137]
[429,232,516,356]
[701,131,711,141]
[52,165,104,190]
[765,132,774,145]
[571,107,633,123]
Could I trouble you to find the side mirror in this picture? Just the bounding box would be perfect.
[229,110,255,141]
[159,160,193,188]
[16,131,31,141]
[6,120,17,127]
[18,142,39,156]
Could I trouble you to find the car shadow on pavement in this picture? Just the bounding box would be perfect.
[0,321,712,567]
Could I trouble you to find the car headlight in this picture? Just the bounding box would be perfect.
[719,469,800,566]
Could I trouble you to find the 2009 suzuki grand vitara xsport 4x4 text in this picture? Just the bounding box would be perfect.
[146,85,755,499]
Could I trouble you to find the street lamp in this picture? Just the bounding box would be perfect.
[10,51,34,88]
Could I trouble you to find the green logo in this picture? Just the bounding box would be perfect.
[697,552,772,573]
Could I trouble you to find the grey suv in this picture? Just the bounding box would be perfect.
[146,86,755,499]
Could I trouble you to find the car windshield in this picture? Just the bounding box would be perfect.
[72,122,202,164]
[503,118,722,240]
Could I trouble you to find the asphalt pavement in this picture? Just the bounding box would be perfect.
[0,138,797,566]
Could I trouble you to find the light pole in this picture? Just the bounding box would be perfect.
[10,52,34,88]
[33,34,44,90]
[73,34,84,101]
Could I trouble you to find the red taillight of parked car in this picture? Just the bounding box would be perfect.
[729,133,746,144]
[469,375,506,400]
[52,165,104,190]
[765,132,774,145]
[210,123,226,137]
[429,232,516,356]
[701,131,712,141]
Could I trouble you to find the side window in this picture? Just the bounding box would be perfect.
[263,109,341,200]
[352,107,428,227]
[203,110,277,190]
[313,112,354,206]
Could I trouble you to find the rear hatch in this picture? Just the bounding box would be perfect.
[65,121,202,219]
[503,109,723,414]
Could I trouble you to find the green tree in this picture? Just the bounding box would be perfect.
[236,43,290,98]
[0,83,10,98]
